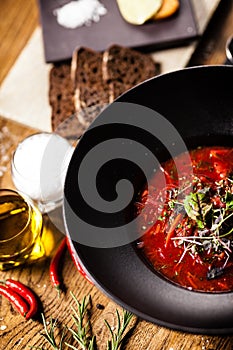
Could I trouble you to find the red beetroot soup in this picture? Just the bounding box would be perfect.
[136,146,233,292]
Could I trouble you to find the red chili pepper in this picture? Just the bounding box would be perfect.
[66,236,93,284]
[50,236,67,294]
[0,284,29,317]
[4,279,38,320]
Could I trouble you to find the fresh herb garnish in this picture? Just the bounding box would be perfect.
[183,189,212,229]
[65,292,95,350]
[166,176,233,275]
[105,309,133,350]
[29,315,66,350]
[30,293,135,350]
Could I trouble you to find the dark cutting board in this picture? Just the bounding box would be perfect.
[38,0,198,63]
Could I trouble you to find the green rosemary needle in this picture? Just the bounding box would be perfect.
[65,291,95,350]
[29,314,66,350]
[105,309,133,350]
[29,293,135,350]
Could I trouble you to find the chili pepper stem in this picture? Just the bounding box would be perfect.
[0,285,29,317]
[55,285,61,298]
[49,237,67,295]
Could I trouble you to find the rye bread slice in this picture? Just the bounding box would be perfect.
[71,47,109,127]
[49,46,160,137]
[103,44,159,101]
[49,62,75,131]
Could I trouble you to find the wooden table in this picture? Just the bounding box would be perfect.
[1,1,233,349]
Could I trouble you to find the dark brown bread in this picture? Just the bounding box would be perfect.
[71,47,109,127]
[102,44,159,102]
[49,45,160,135]
[49,62,75,131]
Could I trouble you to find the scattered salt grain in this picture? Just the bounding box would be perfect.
[0,325,7,331]
[1,155,9,163]
[54,0,107,29]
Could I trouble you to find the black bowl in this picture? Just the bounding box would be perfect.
[64,65,233,334]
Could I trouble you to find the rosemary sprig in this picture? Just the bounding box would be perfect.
[65,291,95,350]
[66,336,95,350]
[29,314,66,350]
[30,293,135,350]
[105,309,133,350]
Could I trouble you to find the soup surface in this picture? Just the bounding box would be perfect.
[136,147,233,292]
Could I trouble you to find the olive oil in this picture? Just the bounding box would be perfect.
[0,190,44,270]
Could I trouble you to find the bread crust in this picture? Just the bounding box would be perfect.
[102,44,158,101]
[153,0,179,20]
[49,63,75,131]
[71,47,109,126]
[50,45,160,133]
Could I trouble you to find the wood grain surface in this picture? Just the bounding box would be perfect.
[1,118,233,350]
[1,0,233,348]
[0,0,39,84]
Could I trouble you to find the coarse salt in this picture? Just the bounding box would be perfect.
[11,133,74,213]
[54,0,107,29]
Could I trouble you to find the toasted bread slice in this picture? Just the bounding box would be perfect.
[71,47,109,127]
[103,44,159,102]
[50,45,160,135]
[49,62,75,132]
